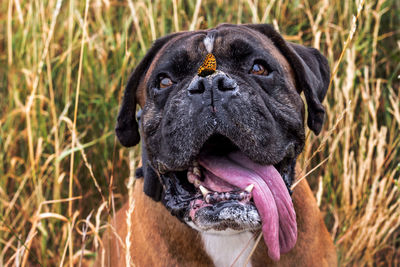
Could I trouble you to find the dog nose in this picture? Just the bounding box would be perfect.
[187,72,239,112]
[187,73,237,95]
[213,74,237,92]
[188,78,207,94]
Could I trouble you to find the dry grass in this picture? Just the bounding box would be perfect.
[1,0,399,266]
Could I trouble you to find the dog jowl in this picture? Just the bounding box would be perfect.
[115,24,330,262]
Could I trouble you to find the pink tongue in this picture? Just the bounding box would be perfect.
[198,151,297,261]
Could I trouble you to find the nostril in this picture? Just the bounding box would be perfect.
[188,79,206,94]
[217,77,236,92]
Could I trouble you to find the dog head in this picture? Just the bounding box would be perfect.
[116,24,330,261]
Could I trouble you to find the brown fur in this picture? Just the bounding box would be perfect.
[109,25,335,265]
[100,174,337,266]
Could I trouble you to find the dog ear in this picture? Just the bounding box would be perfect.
[116,33,184,146]
[286,43,330,135]
[243,24,330,135]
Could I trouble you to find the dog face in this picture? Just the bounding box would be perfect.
[116,24,329,261]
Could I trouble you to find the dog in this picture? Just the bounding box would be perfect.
[103,24,337,266]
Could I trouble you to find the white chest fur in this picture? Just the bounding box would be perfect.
[201,231,255,267]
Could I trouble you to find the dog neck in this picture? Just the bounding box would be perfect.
[102,176,337,266]
[200,231,255,267]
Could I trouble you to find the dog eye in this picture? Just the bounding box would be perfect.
[159,77,173,89]
[250,63,268,76]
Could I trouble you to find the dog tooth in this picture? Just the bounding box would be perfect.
[225,192,230,200]
[194,179,201,188]
[193,166,201,176]
[199,185,209,197]
[244,184,254,193]
[239,192,245,200]
[205,194,211,204]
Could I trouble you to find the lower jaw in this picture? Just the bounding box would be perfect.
[158,150,299,262]
[160,157,296,228]
[186,200,262,232]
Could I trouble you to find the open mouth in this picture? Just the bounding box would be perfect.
[159,134,297,261]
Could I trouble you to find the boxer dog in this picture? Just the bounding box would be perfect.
[105,24,337,266]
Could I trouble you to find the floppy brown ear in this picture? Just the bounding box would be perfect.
[116,33,184,147]
[243,24,330,135]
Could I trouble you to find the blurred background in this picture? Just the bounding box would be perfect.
[1,0,399,265]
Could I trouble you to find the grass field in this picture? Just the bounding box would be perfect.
[1,0,399,266]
